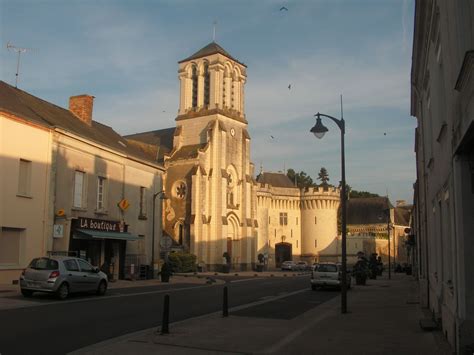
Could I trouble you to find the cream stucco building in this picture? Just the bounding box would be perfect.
[0,81,165,284]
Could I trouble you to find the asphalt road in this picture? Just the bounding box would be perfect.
[0,275,337,355]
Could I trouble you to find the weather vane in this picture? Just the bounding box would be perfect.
[7,42,36,88]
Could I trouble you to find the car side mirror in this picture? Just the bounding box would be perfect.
[93,267,100,273]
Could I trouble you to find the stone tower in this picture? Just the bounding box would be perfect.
[163,42,257,271]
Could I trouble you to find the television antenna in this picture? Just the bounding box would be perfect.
[7,42,36,88]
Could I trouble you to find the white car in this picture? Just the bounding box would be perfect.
[310,262,351,290]
[281,261,297,271]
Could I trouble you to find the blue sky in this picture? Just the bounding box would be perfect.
[0,0,415,203]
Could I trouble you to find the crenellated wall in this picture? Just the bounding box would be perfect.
[256,183,340,267]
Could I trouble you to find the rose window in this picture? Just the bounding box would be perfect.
[176,182,187,199]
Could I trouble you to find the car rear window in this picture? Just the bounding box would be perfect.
[317,264,338,273]
[29,258,59,270]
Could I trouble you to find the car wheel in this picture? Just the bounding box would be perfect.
[96,280,107,296]
[56,283,69,300]
[21,289,33,297]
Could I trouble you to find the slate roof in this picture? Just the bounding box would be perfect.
[169,143,208,161]
[256,172,295,188]
[394,205,412,226]
[347,197,393,225]
[0,80,160,166]
[179,42,246,67]
[124,127,175,162]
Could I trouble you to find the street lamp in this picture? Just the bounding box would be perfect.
[151,190,167,278]
[311,111,347,314]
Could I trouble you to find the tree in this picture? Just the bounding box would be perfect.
[349,190,380,199]
[286,169,316,188]
[317,167,330,186]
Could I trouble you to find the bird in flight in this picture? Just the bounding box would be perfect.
[270,135,275,139]
[280,6,288,11]
[288,84,291,90]
[384,132,387,136]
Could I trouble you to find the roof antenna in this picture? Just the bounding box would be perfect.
[7,42,36,88]
[213,20,217,42]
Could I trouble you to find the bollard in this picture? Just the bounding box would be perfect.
[161,294,170,334]
[223,286,229,317]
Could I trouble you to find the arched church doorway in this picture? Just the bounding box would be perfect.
[275,242,292,267]
[227,215,240,270]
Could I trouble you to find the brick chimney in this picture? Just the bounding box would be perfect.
[69,95,94,126]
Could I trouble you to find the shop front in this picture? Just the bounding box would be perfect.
[69,217,139,280]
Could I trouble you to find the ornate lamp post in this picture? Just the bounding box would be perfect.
[151,191,167,278]
[310,111,347,314]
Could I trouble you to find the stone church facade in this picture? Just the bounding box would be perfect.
[128,42,340,270]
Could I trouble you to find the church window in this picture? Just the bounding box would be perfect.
[204,63,210,106]
[173,181,187,199]
[279,212,288,226]
[192,65,198,108]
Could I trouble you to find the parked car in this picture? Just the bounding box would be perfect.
[310,262,352,290]
[281,260,297,271]
[296,261,310,271]
[20,256,108,299]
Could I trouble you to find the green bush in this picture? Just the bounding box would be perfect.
[168,252,197,272]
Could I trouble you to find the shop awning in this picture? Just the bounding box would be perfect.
[73,229,141,241]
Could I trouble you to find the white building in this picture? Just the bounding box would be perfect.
[411,1,474,351]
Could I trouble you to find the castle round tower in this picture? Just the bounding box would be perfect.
[301,186,340,262]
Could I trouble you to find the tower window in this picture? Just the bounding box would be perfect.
[192,65,198,108]
[204,63,210,106]
[279,212,288,226]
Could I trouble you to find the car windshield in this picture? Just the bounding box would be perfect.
[28,258,59,270]
[317,264,338,273]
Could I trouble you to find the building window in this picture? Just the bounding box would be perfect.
[296,240,299,248]
[73,171,85,208]
[96,176,107,211]
[18,159,31,196]
[268,216,271,225]
[296,217,298,225]
[139,187,147,217]
[315,216,317,224]
[204,62,210,106]
[315,239,317,248]
[291,229,293,238]
[192,65,198,108]
[279,212,288,226]
[0,227,23,265]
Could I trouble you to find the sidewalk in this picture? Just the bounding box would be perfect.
[71,274,453,355]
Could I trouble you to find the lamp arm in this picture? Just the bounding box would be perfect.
[316,113,345,133]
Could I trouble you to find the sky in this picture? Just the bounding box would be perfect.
[0,0,416,203]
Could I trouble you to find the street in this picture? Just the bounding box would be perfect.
[0,274,337,355]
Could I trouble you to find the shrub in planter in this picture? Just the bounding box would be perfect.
[352,258,370,285]
[168,252,197,273]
